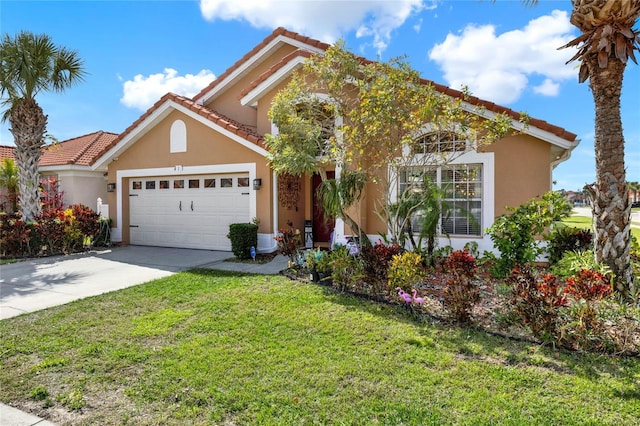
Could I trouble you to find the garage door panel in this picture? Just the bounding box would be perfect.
[129,174,251,250]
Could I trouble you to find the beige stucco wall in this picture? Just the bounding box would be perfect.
[483,134,551,216]
[107,109,272,244]
[41,171,108,211]
[205,44,299,128]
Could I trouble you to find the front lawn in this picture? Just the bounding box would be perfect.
[563,213,640,240]
[1,270,639,425]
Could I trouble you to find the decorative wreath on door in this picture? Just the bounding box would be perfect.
[278,173,301,210]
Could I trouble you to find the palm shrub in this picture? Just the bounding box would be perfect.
[547,226,593,265]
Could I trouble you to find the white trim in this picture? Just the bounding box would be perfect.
[240,56,307,107]
[389,150,496,254]
[113,163,258,246]
[198,34,325,105]
[93,100,268,170]
[459,100,576,150]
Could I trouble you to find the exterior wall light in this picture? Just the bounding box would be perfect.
[107,183,116,192]
[253,178,262,190]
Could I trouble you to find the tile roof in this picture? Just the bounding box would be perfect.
[236,28,578,143]
[0,131,118,167]
[0,145,15,162]
[238,49,313,100]
[95,93,265,161]
[193,27,331,103]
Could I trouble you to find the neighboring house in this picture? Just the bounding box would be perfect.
[92,27,579,253]
[0,131,118,212]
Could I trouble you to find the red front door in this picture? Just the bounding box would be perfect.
[312,172,335,243]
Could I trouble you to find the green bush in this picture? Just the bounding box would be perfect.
[487,191,571,277]
[228,223,258,260]
[547,226,593,265]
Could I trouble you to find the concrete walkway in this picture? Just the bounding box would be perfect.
[0,245,288,426]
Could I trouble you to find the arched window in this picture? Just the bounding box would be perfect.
[412,131,467,155]
[170,120,187,153]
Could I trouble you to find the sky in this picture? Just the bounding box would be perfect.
[1,0,638,192]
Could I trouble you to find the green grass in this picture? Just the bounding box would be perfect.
[563,213,640,240]
[1,270,639,425]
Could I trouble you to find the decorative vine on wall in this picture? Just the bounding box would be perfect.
[278,173,301,210]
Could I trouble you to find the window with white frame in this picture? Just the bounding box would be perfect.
[411,131,469,155]
[399,163,483,236]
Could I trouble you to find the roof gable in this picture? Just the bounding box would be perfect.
[223,27,577,149]
[192,27,328,106]
[92,93,267,170]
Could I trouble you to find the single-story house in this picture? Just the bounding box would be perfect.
[0,131,118,213]
[83,28,578,253]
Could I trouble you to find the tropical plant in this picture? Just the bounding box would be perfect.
[0,158,19,213]
[0,31,85,221]
[554,0,640,300]
[443,250,480,323]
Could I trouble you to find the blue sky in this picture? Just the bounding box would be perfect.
[1,0,638,191]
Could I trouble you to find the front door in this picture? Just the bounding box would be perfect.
[312,172,335,244]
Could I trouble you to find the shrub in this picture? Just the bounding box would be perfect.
[228,223,259,260]
[328,245,364,292]
[35,209,68,255]
[361,241,402,298]
[274,222,301,263]
[487,191,571,277]
[547,226,593,265]
[0,213,30,257]
[550,249,611,278]
[559,269,614,350]
[387,251,425,292]
[70,204,100,241]
[507,265,567,341]
[442,250,480,323]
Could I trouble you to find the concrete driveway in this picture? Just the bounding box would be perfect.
[0,246,233,320]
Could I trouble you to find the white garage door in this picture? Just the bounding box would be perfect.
[129,174,251,250]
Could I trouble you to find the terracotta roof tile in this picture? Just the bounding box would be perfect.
[238,49,313,100]
[95,93,265,160]
[0,131,118,167]
[233,27,577,144]
[192,27,330,103]
[0,145,16,162]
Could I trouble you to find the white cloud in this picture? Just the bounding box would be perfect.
[429,10,578,104]
[533,78,561,96]
[120,68,215,111]
[199,0,427,54]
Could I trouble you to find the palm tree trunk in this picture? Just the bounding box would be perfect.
[584,54,635,300]
[9,98,47,222]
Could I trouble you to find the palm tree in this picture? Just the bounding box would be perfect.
[557,0,640,300]
[0,31,85,221]
[0,157,19,213]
